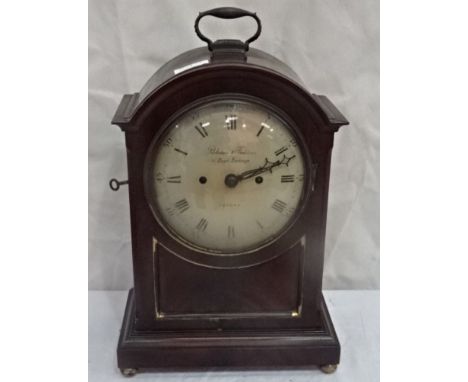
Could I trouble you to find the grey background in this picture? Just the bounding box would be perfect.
[88,0,379,290]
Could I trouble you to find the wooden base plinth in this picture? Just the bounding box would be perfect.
[117,289,340,372]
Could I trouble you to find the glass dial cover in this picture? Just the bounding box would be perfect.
[145,99,307,255]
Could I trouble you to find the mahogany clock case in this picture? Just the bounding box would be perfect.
[111,9,348,372]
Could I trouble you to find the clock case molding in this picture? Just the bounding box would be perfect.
[111,15,348,371]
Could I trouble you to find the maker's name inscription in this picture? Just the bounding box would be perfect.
[208,145,256,156]
[208,145,255,164]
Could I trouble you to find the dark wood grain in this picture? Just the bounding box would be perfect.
[117,289,340,371]
[112,40,348,371]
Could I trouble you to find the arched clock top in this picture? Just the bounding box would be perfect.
[111,46,348,134]
[138,47,304,101]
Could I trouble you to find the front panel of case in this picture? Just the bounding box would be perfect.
[123,67,334,331]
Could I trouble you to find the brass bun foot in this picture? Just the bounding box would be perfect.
[121,368,138,377]
[320,364,338,374]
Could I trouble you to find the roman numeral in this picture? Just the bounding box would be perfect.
[163,137,173,147]
[194,123,208,138]
[225,115,237,130]
[286,207,296,217]
[227,225,235,238]
[195,218,208,232]
[281,175,295,183]
[174,198,190,213]
[272,199,287,213]
[256,124,265,137]
[174,147,188,156]
[274,146,288,156]
[155,172,164,182]
[166,175,181,183]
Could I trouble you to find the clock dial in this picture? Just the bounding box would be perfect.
[145,99,307,254]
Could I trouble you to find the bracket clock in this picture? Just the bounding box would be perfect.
[110,7,348,376]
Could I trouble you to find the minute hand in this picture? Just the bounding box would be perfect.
[237,155,296,181]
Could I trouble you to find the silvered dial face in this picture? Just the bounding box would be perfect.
[146,99,306,254]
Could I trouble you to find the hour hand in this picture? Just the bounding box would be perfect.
[237,158,278,181]
[225,159,275,188]
[225,155,296,188]
[238,154,296,181]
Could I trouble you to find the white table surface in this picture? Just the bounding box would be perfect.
[89,290,379,381]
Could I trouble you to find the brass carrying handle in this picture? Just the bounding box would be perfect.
[194,7,262,51]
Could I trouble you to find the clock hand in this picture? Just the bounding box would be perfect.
[238,154,296,181]
[225,154,296,188]
[237,159,279,180]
